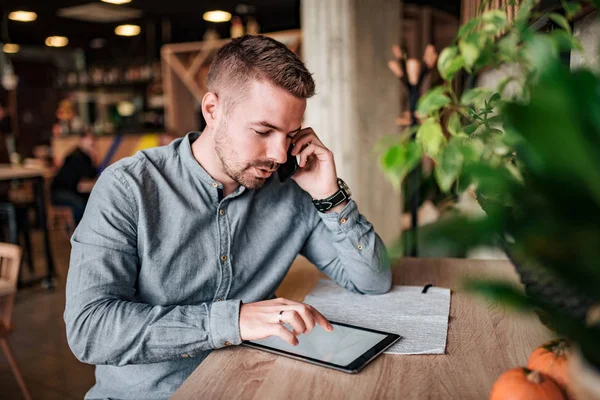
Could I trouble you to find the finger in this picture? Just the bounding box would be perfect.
[273,304,316,332]
[282,310,307,335]
[297,143,316,168]
[305,304,334,332]
[273,324,299,346]
[297,143,332,168]
[291,129,323,155]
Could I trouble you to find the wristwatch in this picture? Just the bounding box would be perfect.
[312,178,352,213]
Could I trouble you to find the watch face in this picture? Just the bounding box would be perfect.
[338,178,351,198]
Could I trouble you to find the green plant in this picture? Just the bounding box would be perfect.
[378,0,583,194]
[377,0,600,368]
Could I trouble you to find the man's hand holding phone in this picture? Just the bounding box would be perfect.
[281,128,347,213]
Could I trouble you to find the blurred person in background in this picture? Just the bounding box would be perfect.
[50,130,98,224]
[0,103,14,201]
[0,103,13,164]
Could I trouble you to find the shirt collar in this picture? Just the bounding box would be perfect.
[179,131,221,187]
[179,131,247,197]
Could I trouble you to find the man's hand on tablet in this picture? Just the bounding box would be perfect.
[239,297,334,346]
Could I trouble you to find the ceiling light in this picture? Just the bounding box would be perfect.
[203,10,232,23]
[3,43,20,54]
[101,0,132,4]
[115,24,140,36]
[8,11,38,22]
[45,36,69,47]
[117,101,135,117]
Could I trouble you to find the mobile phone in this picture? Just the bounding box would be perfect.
[278,143,298,182]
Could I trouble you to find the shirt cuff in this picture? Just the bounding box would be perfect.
[317,199,360,234]
[209,299,242,348]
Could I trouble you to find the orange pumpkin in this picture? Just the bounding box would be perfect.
[490,367,565,400]
[528,339,570,397]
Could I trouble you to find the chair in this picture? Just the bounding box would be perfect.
[43,175,75,239]
[0,243,32,400]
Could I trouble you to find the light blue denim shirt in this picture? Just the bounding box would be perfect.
[64,132,391,399]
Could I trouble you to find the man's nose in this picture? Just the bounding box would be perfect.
[266,137,288,166]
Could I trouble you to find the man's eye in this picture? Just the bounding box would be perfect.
[254,130,269,135]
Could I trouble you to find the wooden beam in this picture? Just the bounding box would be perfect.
[163,29,302,56]
[161,48,198,134]
[187,48,214,80]
[163,52,206,103]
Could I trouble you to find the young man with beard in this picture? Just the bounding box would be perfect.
[65,35,391,399]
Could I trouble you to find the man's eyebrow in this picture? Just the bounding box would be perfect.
[252,121,302,135]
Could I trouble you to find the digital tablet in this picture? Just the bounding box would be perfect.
[242,321,401,373]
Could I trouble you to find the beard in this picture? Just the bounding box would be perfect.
[214,123,278,190]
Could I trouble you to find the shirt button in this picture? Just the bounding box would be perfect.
[219,209,225,215]
[221,255,228,262]
[216,298,223,302]
[181,354,190,358]
[340,218,347,224]
[357,244,364,250]
[212,182,219,188]
[224,341,232,346]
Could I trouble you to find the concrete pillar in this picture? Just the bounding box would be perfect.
[301,0,403,245]
[572,11,600,72]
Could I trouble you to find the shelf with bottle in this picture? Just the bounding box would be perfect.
[56,61,162,91]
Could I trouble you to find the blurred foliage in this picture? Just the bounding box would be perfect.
[378,0,600,367]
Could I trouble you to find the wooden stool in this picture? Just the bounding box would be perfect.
[0,243,32,400]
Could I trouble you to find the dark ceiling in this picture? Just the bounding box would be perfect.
[0,0,460,65]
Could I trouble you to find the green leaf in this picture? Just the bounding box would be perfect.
[562,2,582,19]
[481,10,508,35]
[457,17,481,39]
[462,280,535,311]
[447,112,462,136]
[416,119,447,159]
[381,144,403,169]
[435,138,464,192]
[524,36,559,73]
[405,141,423,174]
[488,92,501,105]
[378,141,423,185]
[549,30,583,52]
[498,32,520,62]
[549,12,571,34]
[464,122,480,135]
[515,0,536,26]
[437,46,465,81]
[459,33,483,70]
[417,87,451,117]
[498,76,519,96]
[461,87,494,108]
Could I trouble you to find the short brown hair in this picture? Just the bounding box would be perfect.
[207,35,315,108]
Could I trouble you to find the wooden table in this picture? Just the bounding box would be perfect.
[0,165,56,289]
[172,258,553,400]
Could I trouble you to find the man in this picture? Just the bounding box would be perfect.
[64,35,391,399]
[51,131,98,224]
[0,103,12,164]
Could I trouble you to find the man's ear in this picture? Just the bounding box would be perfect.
[201,92,219,128]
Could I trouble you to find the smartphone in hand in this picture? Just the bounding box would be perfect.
[278,144,298,182]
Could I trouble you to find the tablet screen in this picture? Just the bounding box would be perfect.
[247,322,388,367]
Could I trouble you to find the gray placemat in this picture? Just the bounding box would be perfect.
[303,280,451,354]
